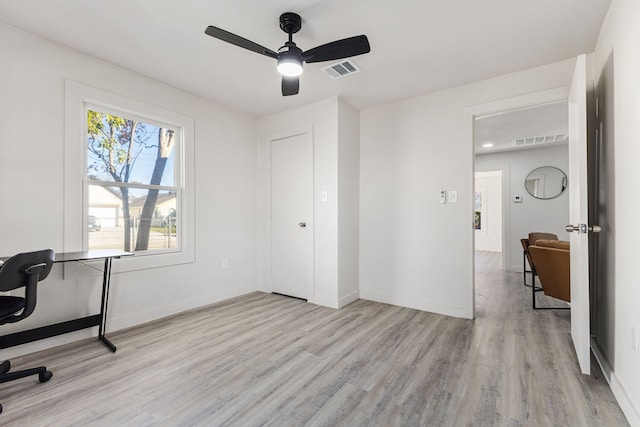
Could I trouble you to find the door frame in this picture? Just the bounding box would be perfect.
[265,125,315,299]
[464,87,569,318]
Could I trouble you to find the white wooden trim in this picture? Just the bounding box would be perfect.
[463,86,570,319]
[64,79,195,273]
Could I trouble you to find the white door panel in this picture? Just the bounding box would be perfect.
[568,54,591,375]
[270,132,312,299]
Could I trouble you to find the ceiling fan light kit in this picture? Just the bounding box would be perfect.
[277,44,304,77]
[205,12,370,96]
[277,57,303,77]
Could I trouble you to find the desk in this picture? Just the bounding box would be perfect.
[0,249,132,353]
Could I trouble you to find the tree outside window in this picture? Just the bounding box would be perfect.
[86,108,180,252]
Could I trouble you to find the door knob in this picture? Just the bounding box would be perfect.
[299,222,306,228]
[565,224,602,234]
[565,224,580,233]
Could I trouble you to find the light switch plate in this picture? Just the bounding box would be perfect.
[448,190,458,203]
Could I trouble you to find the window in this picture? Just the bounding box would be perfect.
[65,80,195,270]
[85,107,180,253]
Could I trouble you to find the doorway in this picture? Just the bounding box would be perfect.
[468,89,571,317]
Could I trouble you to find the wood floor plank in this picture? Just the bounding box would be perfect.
[0,252,630,426]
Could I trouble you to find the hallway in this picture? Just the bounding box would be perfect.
[475,250,626,425]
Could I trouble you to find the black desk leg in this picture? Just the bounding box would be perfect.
[99,257,117,352]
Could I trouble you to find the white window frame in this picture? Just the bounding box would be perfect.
[64,80,195,272]
[84,102,182,255]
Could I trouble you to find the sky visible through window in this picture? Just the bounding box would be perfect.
[86,110,175,186]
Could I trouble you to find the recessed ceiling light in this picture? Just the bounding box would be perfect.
[482,143,494,148]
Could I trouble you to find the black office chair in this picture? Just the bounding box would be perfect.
[0,249,55,414]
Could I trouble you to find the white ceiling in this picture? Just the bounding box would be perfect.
[0,0,610,117]
[474,101,569,154]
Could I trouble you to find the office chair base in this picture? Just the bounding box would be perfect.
[39,370,53,382]
[0,361,52,385]
[0,360,51,414]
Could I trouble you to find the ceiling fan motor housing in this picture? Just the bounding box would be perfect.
[278,42,303,58]
[279,12,302,34]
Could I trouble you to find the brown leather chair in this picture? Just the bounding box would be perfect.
[528,232,559,246]
[528,239,570,309]
[521,232,558,288]
[520,238,534,287]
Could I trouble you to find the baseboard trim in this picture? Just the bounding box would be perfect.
[306,291,359,310]
[592,339,640,426]
[0,329,94,359]
[2,285,258,359]
[108,285,257,332]
[359,290,471,319]
[308,294,339,309]
[338,291,359,308]
[611,373,640,427]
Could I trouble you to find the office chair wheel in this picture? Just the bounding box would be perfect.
[0,402,3,414]
[39,371,52,383]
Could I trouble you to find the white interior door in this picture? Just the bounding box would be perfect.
[270,132,312,299]
[474,171,503,253]
[567,54,593,375]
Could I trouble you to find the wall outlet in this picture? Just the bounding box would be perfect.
[222,258,229,270]
[632,325,639,355]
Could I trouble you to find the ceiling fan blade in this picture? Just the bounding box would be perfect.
[303,35,370,63]
[205,26,278,59]
[282,76,299,96]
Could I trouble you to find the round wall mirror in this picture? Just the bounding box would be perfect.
[525,166,567,199]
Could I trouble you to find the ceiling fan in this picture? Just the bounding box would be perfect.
[204,12,371,96]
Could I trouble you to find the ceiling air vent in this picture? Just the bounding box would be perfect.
[513,132,568,147]
[321,60,361,79]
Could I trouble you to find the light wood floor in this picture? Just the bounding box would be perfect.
[0,252,628,426]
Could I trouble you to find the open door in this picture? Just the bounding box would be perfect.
[567,54,600,375]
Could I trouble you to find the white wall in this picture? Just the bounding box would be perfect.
[337,99,360,306]
[592,0,640,424]
[475,145,570,271]
[0,24,258,357]
[360,59,575,319]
